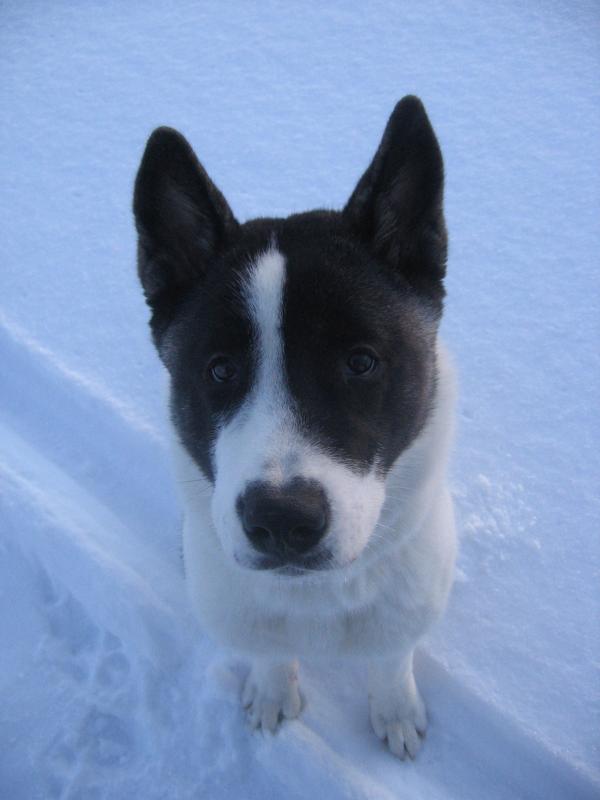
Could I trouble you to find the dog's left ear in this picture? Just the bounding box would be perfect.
[343,96,447,299]
[133,127,238,310]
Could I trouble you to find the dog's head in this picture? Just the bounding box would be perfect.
[133,96,447,576]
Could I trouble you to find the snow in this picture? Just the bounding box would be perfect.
[1,1,599,797]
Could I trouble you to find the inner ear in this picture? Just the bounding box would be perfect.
[133,127,238,308]
[343,96,447,299]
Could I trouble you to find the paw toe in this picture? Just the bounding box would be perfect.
[387,723,407,760]
[369,691,428,760]
[370,709,387,740]
[402,721,422,759]
[384,719,423,760]
[248,702,262,729]
[242,679,256,708]
[282,686,302,719]
[242,672,301,732]
[261,703,280,733]
[414,700,428,735]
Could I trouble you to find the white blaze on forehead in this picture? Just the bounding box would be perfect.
[244,246,287,408]
[212,246,293,502]
[241,245,297,480]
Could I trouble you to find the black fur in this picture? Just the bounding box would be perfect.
[133,96,446,482]
[344,96,447,305]
[133,126,239,346]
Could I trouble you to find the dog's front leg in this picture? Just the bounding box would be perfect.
[242,658,302,732]
[368,650,427,759]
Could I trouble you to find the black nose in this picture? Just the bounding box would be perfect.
[237,478,329,560]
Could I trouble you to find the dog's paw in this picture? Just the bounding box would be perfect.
[242,659,302,732]
[369,684,427,760]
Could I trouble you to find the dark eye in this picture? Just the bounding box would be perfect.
[208,356,237,383]
[346,349,378,376]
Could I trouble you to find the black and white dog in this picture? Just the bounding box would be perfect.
[133,96,456,760]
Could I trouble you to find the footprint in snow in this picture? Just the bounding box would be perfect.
[38,569,138,797]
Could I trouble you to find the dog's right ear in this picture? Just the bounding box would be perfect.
[133,127,238,309]
[343,97,446,303]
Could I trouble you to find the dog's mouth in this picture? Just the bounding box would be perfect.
[237,548,335,576]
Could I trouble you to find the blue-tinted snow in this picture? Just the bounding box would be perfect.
[1,1,598,798]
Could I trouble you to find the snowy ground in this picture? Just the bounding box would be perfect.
[1,2,599,798]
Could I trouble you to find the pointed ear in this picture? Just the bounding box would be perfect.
[133,127,238,308]
[343,96,447,298]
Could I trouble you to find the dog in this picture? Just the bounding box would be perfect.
[133,95,456,760]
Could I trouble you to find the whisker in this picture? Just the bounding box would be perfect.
[364,529,390,546]
[374,521,397,532]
